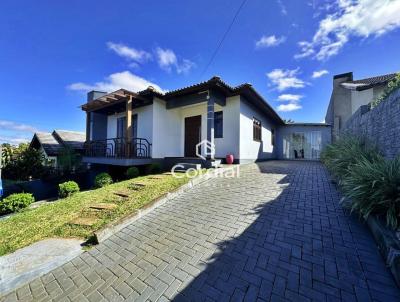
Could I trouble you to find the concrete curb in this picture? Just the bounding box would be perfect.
[94,165,237,243]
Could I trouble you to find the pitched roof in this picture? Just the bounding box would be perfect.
[31,132,62,156]
[342,73,398,91]
[30,130,85,156]
[81,76,286,124]
[53,130,85,150]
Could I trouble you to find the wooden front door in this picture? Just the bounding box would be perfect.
[184,115,202,157]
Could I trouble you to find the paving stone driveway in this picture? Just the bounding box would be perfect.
[2,161,399,302]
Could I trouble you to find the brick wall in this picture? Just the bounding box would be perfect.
[343,88,400,159]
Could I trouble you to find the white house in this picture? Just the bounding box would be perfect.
[81,76,331,168]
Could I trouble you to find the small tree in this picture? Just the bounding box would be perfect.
[58,146,82,172]
[3,147,45,180]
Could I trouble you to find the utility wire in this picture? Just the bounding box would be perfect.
[200,0,248,79]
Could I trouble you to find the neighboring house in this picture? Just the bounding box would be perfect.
[81,76,331,167]
[30,130,85,168]
[325,72,397,139]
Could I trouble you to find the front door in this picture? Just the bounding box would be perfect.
[184,115,201,157]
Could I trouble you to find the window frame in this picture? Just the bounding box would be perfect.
[214,111,223,138]
[253,117,262,142]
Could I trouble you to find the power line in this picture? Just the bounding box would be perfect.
[200,0,248,79]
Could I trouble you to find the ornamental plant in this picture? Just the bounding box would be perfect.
[341,156,400,229]
[58,181,80,198]
[126,167,140,179]
[0,193,35,215]
[94,172,113,188]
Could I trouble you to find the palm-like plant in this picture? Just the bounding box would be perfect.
[320,135,381,182]
[341,156,400,229]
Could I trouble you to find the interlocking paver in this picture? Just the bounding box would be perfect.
[1,161,399,301]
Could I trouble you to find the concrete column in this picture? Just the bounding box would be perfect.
[206,94,215,159]
[86,112,91,142]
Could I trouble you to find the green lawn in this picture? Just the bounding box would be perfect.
[0,173,189,256]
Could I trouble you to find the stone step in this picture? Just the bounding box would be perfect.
[89,203,117,210]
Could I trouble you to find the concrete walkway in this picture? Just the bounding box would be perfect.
[1,161,399,301]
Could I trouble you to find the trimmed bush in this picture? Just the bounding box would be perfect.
[94,172,113,188]
[126,167,139,179]
[58,181,80,198]
[341,156,400,229]
[145,163,162,175]
[0,193,34,215]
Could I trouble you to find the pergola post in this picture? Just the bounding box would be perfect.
[126,95,133,156]
[206,94,215,159]
[86,112,91,142]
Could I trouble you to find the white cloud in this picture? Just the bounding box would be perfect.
[312,69,329,78]
[0,135,30,145]
[276,0,288,15]
[256,35,286,48]
[67,71,164,93]
[278,94,303,101]
[156,47,177,71]
[277,103,302,112]
[267,68,306,91]
[107,42,152,63]
[156,47,195,74]
[295,0,400,60]
[0,120,38,133]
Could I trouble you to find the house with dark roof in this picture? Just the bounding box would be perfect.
[81,76,331,167]
[30,130,85,168]
[325,72,398,139]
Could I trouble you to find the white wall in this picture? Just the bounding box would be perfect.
[152,98,181,158]
[214,96,240,159]
[239,97,275,161]
[106,105,153,142]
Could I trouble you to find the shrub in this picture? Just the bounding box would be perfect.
[126,167,139,179]
[341,156,400,229]
[145,163,162,175]
[58,181,80,198]
[371,73,400,108]
[320,135,381,181]
[0,193,34,215]
[321,136,400,229]
[94,172,113,188]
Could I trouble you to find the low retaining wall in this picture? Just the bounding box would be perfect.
[343,89,400,159]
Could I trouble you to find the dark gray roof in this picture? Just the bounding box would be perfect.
[85,76,285,125]
[30,130,85,156]
[288,123,331,127]
[32,132,62,156]
[342,73,398,91]
[53,130,85,150]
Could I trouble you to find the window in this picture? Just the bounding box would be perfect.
[253,118,261,141]
[271,128,275,146]
[214,111,223,138]
[117,117,126,138]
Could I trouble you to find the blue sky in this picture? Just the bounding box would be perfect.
[1,0,400,144]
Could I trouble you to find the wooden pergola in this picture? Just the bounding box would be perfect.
[82,89,152,144]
